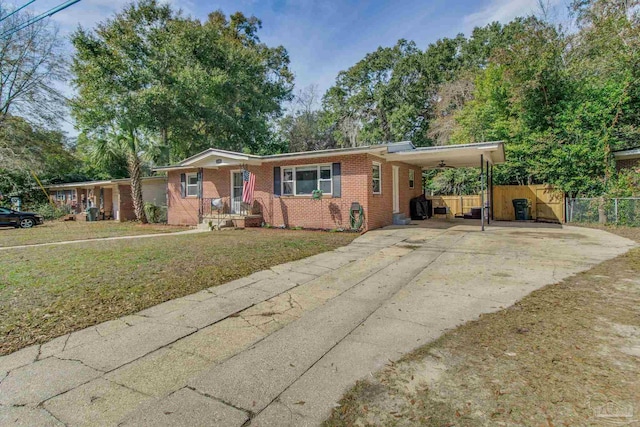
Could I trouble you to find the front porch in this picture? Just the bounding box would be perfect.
[199,196,263,229]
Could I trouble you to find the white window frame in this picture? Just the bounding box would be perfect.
[186,173,199,197]
[281,164,333,196]
[56,190,65,201]
[372,162,382,194]
[409,169,415,189]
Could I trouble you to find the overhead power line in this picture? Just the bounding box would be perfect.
[0,0,81,39]
[0,0,37,23]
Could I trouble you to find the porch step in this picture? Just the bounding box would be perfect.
[392,213,412,226]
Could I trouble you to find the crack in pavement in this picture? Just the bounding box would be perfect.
[39,405,68,427]
[248,246,443,422]
[186,386,254,418]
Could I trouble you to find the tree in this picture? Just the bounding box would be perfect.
[0,1,66,125]
[0,116,78,201]
[323,40,424,146]
[72,2,294,221]
[127,9,294,160]
[277,85,336,152]
[71,1,178,222]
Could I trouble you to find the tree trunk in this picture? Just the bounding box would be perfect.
[597,196,607,224]
[127,152,148,223]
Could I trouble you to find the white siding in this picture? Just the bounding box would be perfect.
[142,180,167,207]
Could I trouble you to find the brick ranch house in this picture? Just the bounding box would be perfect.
[156,141,505,231]
[45,176,167,221]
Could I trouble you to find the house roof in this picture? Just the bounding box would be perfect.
[45,176,166,190]
[154,141,505,171]
[613,147,640,160]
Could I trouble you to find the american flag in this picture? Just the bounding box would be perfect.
[242,169,255,205]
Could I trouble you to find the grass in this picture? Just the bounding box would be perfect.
[0,220,187,247]
[324,226,640,427]
[0,228,357,355]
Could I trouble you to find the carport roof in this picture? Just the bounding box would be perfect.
[154,141,505,171]
[384,141,505,168]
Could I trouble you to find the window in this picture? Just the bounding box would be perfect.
[186,173,199,197]
[319,165,332,194]
[56,191,64,201]
[409,169,415,189]
[372,162,381,194]
[283,168,294,195]
[281,164,332,196]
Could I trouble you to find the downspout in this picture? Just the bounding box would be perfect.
[490,164,494,221]
[197,168,204,224]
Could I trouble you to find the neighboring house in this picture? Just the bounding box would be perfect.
[613,147,640,172]
[46,176,167,221]
[156,141,505,231]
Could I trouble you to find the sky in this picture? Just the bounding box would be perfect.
[24,0,569,135]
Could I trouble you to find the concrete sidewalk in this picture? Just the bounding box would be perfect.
[0,222,635,426]
[0,228,205,251]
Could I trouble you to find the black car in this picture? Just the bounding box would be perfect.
[0,207,44,228]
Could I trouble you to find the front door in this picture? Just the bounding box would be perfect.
[231,171,243,214]
[392,166,399,213]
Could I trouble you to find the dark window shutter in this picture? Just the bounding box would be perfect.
[180,173,186,198]
[332,163,341,198]
[274,167,281,197]
[197,169,203,198]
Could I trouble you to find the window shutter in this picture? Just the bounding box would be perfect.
[180,173,186,198]
[332,163,341,198]
[274,167,281,197]
[197,169,203,198]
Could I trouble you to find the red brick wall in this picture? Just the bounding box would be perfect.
[167,169,200,225]
[166,154,423,230]
[616,157,640,172]
[365,155,423,230]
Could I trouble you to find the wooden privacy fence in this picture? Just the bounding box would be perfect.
[426,195,482,219]
[493,185,565,222]
[426,185,565,223]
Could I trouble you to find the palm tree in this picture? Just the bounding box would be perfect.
[91,129,148,223]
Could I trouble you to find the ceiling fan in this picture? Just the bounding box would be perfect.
[437,160,455,169]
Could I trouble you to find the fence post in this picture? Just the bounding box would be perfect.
[614,198,618,224]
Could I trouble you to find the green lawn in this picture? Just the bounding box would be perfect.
[0,228,357,355]
[0,220,187,247]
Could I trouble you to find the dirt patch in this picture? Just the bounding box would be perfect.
[324,228,640,427]
[570,223,640,243]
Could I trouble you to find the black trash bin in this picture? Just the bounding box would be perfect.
[512,199,530,221]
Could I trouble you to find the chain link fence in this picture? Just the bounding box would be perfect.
[566,198,640,226]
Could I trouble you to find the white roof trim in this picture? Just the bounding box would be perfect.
[180,149,258,166]
[154,141,506,172]
[613,148,640,159]
[45,176,166,190]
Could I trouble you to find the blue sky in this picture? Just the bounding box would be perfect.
[28,0,568,134]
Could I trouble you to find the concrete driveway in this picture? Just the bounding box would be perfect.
[0,222,635,426]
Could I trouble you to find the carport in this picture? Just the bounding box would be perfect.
[385,141,506,231]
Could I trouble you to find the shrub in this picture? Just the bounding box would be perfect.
[31,203,71,220]
[144,202,167,223]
